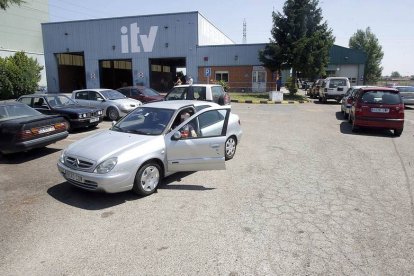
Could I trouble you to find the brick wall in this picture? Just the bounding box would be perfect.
[198,66,276,92]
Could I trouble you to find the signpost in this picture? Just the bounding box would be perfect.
[205,67,211,84]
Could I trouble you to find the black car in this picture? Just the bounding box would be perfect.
[0,101,69,154]
[17,94,104,130]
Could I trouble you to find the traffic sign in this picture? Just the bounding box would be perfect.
[204,67,211,77]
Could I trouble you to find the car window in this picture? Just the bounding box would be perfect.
[329,79,347,88]
[144,88,160,96]
[361,91,401,104]
[111,107,174,135]
[165,87,188,100]
[396,87,414,92]
[100,90,126,100]
[118,89,130,97]
[198,109,227,137]
[211,86,224,102]
[33,97,48,109]
[46,95,76,107]
[19,97,32,106]
[0,104,41,121]
[75,91,89,100]
[195,105,213,112]
[193,87,207,100]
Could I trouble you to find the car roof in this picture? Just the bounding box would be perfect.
[143,100,219,110]
[73,89,115,93]
[359,87,398,92]
[173,84,221,88]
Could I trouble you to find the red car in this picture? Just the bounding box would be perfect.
[349,87,404,136]
[117,86,164,103]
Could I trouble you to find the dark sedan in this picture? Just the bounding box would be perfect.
[17,94,104,130]
[0,102,68,154]
[117,86,164,103]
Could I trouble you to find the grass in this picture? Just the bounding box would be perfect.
[229,92,307,102]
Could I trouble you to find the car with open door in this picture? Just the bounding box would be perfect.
[57,100,242,196]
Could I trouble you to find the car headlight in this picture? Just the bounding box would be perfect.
[95,157,118,174]
[59,151,66,164]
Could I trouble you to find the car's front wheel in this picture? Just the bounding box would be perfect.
[225,136,237,160]
[132,162,162,196]
[107,107,119,121]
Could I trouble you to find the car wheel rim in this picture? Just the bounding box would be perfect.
[226,138,236,157]
[140,166,160,192]
[109,109,117,120]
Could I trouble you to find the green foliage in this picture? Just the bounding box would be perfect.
[0,0,24,10]
[259,0,334,93]
[0,52,43,100]
[215,79,230,92]
[349,27,383,84]
[286,77,298,95]
[390,71,401,78]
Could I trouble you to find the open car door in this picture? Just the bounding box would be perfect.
[165,106,231,172]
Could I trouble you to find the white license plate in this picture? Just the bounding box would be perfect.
[65,171,83,182]
[90,117,99,123]
[39,126,55,134]
[371,108,389,113]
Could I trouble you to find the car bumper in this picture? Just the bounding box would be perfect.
[70,116,103,128]
[354,117,404,129]
[57,162,134,193]
[2,131,68,154]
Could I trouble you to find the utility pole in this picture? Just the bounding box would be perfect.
[243,18,247,44]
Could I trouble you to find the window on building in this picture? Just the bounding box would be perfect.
[163,66,171,73]
[215,71,229,82]
[151,65,162,72]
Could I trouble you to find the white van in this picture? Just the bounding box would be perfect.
[319,77,350,103]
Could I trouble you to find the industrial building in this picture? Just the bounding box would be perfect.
[41,11,366,93]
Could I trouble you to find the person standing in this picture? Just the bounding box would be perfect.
[276,77,282,92]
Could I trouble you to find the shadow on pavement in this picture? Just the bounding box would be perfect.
[0,147,61,164]
[339,122,395,138]
[313,100,341,105]
[335,111,347,121]
[47,172,213,210]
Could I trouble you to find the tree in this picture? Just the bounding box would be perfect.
[0,52,43,100]
[349,27,383,84]
[0,0,24,10]
[259,0,334,94]
[390,71,401,78]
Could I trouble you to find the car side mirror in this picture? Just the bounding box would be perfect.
[171,131,182,140]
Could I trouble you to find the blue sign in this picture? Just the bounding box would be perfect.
[204,67,211,77]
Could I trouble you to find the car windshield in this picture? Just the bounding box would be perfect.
[101,90,126,100]
[164,87,188,101]
[0,104,41,121]
[361,91,402,104]
[143,87,160,96]
[111,107,174,135]
[46,95,77,107]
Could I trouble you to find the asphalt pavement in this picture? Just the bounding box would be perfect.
[1,102,413,275]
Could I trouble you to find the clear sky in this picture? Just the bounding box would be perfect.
[48,0,414,76]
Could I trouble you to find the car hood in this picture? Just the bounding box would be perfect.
[54,105,100,113]
[66,130,156,161]
[111,98,142,105]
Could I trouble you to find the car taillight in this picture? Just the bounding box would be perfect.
[355,102,362,113]
[17,130,34,140]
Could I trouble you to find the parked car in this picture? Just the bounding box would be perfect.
[72,89,142,121]
[17,94,104,131]
[0,101,68,154]
[319,77,350,103]
[394,86,414,105]
[57,100,242,195]
[341,86,369,119]
[164,84,230,105]
[117,86,164,103]
[308,79,324,99]
[349,87,404,136]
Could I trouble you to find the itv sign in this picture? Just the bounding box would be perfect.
[121,23,158,53]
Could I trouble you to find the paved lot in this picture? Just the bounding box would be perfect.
[1,102,413,275]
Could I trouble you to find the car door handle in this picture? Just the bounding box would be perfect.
[210,144,220,149]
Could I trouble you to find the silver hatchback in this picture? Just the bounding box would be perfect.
[57,101,242,196]
[72,89,142,121]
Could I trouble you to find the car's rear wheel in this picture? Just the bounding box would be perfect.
[225,136,237,160]
[394,128,403,137]
[107,107,119,121]
[132,162,162,196]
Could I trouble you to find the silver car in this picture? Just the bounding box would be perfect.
[72,89,142,121]
[57,101,242,195]
[394,86,414,105]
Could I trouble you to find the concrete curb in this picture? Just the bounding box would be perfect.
[231,99,309,104]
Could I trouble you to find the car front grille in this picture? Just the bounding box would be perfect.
[65,156,94,171]
[67,179,98,190]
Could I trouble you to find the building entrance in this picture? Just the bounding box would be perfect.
[149,58,186,93]
[56,52,86,93]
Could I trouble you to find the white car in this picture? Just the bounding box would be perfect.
[72,89,142,121]
[57,100,242,195]
[164,84,231,105]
